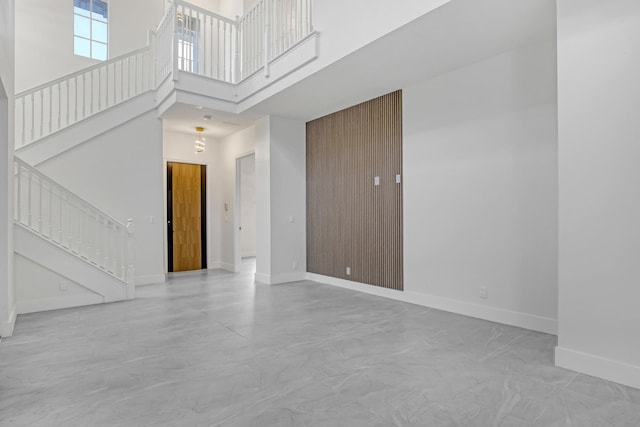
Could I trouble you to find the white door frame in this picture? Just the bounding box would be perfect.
[234,151,255,270]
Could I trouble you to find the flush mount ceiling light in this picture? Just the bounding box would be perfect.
[195,127,205,153]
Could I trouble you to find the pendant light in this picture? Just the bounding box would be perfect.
[195,127,205,153]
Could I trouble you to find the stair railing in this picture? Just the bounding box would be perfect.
[14,0,314,148]
[238,0,314,81]
[15,47,153,149]
[13,157,135,295]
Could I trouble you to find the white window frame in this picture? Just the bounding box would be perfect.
[74,0,109,61]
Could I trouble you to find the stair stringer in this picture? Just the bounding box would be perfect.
[14,224,128,310]
[15,92,156,166]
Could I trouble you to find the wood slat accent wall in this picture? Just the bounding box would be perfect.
[306,90,403,290]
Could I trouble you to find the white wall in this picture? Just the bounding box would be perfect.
[555,0,640,390]
[239,154,256,257]
[38,111,165,286]
[15,0,164,93]
[162,128,222,270]
[0,0,16,337]
[403,40,558,333]
[218,126,256,271]
[14,254,100,314]
[238,0,451,109]
[255,117,271,278]
[219,0,243,19]
[255,116,306,284]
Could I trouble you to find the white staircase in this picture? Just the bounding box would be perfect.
[11,0,315,314]
[13,158,135,313]
[14,0,317,164]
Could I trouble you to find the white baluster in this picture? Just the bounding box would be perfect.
[68,196,73,251]
[120,59,124,102]
[48,86,52,134]
[105,65,109,109]
[58,188,63,244]
[15,164,21,223]
[49,181,53,238]
[76,205,82,255]
[27,169,32,229]
[234,15,240,83]
[104,219,110,270]
[66,80,70,127]
[134,55,138,95]
[21,97,25,146]
[95,213,101,265]
[38,175,43,233]
[90,70,94,115]
[126,219,136,299]
[57,83,61,130]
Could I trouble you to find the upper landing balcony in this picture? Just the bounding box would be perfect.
[14,0,318,149]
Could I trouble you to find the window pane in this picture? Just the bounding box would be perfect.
[73,0,91,12]
[74,6,90,17]
[92,42,107,61]
[93,0,108,20]
[92,20,107,43]
[74,36,91,58]
[74,15,91,38]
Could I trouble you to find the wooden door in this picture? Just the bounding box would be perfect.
[167,162,207,272]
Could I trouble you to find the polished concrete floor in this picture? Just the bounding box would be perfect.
[1,259,640,426]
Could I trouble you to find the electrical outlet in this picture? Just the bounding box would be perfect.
[479,287,488,299]
[59,281,69,292]
[346,267,351,275]
[292,260,298,270]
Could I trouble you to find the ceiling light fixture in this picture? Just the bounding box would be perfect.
[195,127,205,153]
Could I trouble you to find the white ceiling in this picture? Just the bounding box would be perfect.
[249,0,557,122]
[160,0,556,136]
[161,102,262,139]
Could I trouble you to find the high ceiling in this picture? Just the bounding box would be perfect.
[160,0,556,136]
[161,102,262,139]
[249,0,556,122]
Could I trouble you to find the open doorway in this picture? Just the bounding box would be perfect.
[235,154,256,271]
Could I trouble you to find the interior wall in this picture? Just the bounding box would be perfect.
[556,0,640,390]
[238,0,452,109]
[255,116,306,284]
[14,254,100,314]
[306,91,403,290]
[403,39,559,333]
[38,111,165,285]
[0,0,16,337]
[239,154,256,258]
[218,126,256,271]
[162,128,222,271]
[15,0,165,93]
[219,0,243,18]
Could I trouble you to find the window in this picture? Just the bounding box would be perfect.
[74,0,108,61]
[177,14,200,73]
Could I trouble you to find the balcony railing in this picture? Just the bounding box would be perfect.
[14,0,314,149]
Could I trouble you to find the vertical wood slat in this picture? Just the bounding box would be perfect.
[306,90,403,291]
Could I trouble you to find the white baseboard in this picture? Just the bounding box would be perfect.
[0,304,17,337]
[306,273,558,335]
[135,274,167,286]
[255,271,306,285]
[555,346,640,390]
[254,272,271,284]
[16,294,105,315]
[219,262,237,273]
